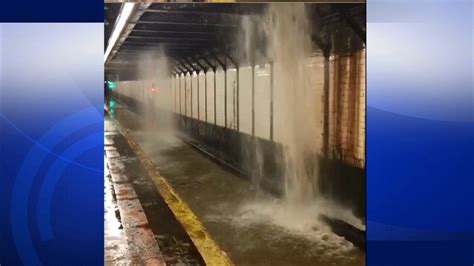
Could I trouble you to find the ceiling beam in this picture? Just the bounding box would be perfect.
[130,20,236,27]
[130,29,216,36]
[126,36,212,41]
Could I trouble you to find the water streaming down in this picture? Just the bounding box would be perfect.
[267,4,320,203]
[234,3,365,247]
[113,4,365,263]
[135,49,181,147]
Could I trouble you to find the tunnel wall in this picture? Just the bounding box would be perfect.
[328,49,366,168]
[114,49,366,219]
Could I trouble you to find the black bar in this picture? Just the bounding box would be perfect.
[251,65,255,136]
[236,67,240,131]
[184,73,187,118]
[175,64,187,75]
[214,70,217,125]
[179,74,182,115]
[177,59,193,74]
[190,72,193,119]
[131,29,216,36]
[127,35,211,41]
[198,54,216,72]
[130,20,236,27]
[270,63,274,141]
[209,51,226,70]
[190,55,207,72]
[338,7,366,44]
[182,58,201,74]
[220,49,238,68]
[197,72,200,120]
[173,75,176,112]
[122,41,210,46]
[144,9,237,17]
[323,57,330,157]
[205,71,208,123]
[224,65,227,128]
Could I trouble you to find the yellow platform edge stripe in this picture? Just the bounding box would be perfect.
[115,122,233,266]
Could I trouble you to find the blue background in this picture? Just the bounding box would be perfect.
[0,23,104,265]
[367,0,473,265]
[0,0,473,265]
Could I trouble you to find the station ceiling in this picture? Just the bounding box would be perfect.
[104,3,365,80]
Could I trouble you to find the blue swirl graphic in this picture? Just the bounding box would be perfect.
[10,107,102,265]
[37,132,103,241]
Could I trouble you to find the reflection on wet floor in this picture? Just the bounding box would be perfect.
[104,154,140,265]
[113,107,365,266]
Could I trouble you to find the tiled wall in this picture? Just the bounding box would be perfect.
[116,48,366,168]
[328,49,366,168]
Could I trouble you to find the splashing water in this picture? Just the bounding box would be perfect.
[234,3,364,252]
[265,4,320,204]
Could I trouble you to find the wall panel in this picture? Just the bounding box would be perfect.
[198,72,206,121]
[206,71,215,124]
[192,72,199,119]
[254,64,271,139]
[238,66,252,135]
[226,68,238,130]
[215,69,226,127]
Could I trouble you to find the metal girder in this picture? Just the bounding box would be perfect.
[126,35,212,41]
[176,59,193,74]
[197,54,216,72]
[119,45,204,51]
[175,64,187,74]
[144,9,236,17]
[190,55,208,72]
[173,65,183,75]
[312,34,331,58]
[130,29,216,36]
[208,51,226,70]
[178,58,198,74]
[170,68,178,76]
[123,40,212,45]
[140,9,236,25]
[182,58,201,73]
[216,48,237,67]
[337,7,366,44]
[130,20,236,27]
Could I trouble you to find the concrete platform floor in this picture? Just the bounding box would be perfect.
[105,117,204,265]
[107,105,365,266]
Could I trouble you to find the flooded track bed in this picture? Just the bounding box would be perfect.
[113,107,365,266]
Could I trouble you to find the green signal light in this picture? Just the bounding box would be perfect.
[107,81,116,90]
[109,100,117,108]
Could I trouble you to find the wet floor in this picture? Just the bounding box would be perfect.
[104,153,141,265]
[105,116,205,265]
[113,106,365,266]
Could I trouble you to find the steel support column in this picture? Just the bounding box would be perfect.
[270,62,274,141]
[323,56,330,157]
[224,62,227,128]
[251,64,255,136]
[236,67,240,131]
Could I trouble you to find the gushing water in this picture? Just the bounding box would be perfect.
[120,48,181,148]
[265,4,320,203]
[234,3,364,250]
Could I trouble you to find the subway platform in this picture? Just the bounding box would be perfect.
[104,103,365,266]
